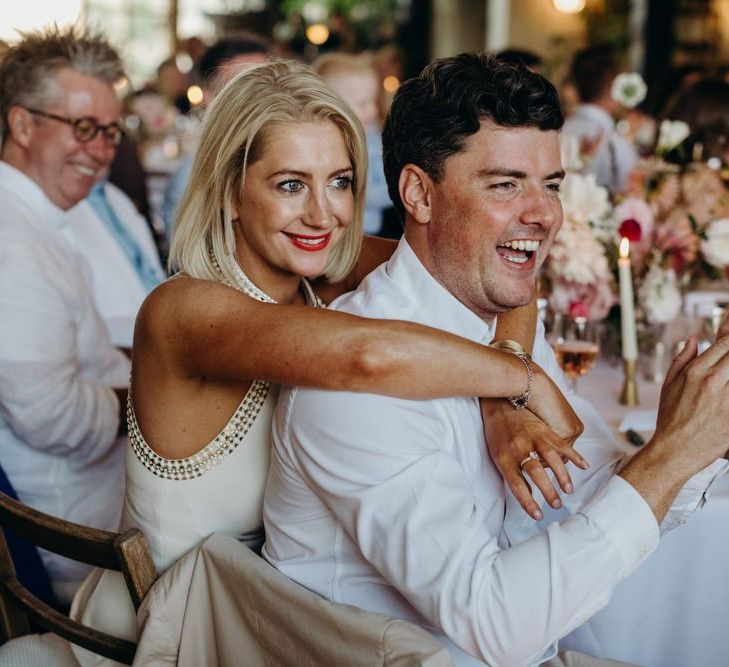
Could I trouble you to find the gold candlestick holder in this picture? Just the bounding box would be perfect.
[620,358,639,406]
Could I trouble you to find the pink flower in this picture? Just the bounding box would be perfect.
[549,278,616,322]
[654,215,699,265]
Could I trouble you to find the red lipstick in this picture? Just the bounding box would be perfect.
[285,232,331,252]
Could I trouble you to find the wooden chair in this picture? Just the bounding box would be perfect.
[0,491,157,665]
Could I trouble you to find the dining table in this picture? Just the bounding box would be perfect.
[560,359,729,667]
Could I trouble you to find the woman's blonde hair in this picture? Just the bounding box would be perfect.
[169,59,367,286]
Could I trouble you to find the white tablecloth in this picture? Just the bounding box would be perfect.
[561,360,729,667]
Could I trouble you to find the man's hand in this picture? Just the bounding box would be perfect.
[654,335,729,471]
[620,334,729,521]
[481,395,587,521]
[717,308,729,340]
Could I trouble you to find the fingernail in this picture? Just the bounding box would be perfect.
[581,458,590,468]
[533,509,543,520]
[551,499,562,509]
[565,482,574,494]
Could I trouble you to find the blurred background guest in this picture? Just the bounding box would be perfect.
[161,32,270,246]
[314,52,393,237]
[156,56,191,115]
[562,43,639,195]
[108,132,153,229]
[0,25,130,604]
[67,175,165,349]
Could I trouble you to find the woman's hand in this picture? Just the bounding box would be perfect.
[527,366,584,443]
[479,368,586,520]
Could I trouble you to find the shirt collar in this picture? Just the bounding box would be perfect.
[571,104,615,131]
[0,160,69,232]
[385,238,496,345]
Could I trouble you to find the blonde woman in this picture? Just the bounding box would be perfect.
[71,60,582,661]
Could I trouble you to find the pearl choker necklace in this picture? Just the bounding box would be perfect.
[210,248,277,304]
[209,248,319,307]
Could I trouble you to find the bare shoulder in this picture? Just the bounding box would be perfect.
[134,274,272,375]
[136,275,251,338]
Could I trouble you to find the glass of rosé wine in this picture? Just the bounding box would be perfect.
[553,316,600,392]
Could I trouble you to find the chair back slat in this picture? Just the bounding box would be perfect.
[0,530,30,639]
[114,531,158,610]
[0,491,157,664]
[0,494,120,570]
[3,579,136,664]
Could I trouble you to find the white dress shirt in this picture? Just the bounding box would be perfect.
[562,104,638,194]
[0,162,130,597]
[68,182,164,348]
[264,239,727,667]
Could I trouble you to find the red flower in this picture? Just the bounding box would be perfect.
[569,301,590,319]
[619,218,642,242]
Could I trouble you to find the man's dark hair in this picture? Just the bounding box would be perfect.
[495,48,542,70]
[569,43,618,104]
[382,52,563,220]
[199,32,270,83]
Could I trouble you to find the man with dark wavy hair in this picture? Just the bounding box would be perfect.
[0,25,130,603]
[265,54,729,666]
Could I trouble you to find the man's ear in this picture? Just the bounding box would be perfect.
[6,107,35,149]
[398,164,432,224]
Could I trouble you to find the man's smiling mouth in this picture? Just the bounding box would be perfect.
[497,239,541,264]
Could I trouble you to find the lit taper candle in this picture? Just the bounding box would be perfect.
[618,238,638,361]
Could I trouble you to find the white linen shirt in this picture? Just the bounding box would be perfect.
[0,162,130,592]
[264,239,727,667]
[68,182,164,348]
[562,104,638,194]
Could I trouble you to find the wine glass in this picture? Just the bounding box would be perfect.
[689,302,728,353]
[553,316,601,392]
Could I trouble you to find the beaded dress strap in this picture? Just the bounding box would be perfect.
[127,381,270,480]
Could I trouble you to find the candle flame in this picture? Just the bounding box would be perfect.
[619,237,630,258]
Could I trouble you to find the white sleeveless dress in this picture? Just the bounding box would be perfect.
[70,272,321,666]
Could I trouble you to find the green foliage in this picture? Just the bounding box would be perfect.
[582,0,631,53]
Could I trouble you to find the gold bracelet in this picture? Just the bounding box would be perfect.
[489,340,533,409]
[489,339,532,361]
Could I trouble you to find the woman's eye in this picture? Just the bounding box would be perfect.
[331,175,353,190]
[279,180,304,193]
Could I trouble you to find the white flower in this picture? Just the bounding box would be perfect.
[700,217,729,268]
[611,72,647,109]
[549,173,613,286]
[559,172,612,226]
[638,265,682,324]
[656,119,690,153]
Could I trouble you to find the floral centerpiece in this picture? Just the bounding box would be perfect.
[546,114,729,334]
[619,117,729,326]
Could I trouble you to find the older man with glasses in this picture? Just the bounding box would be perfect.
[0,25,131,604]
